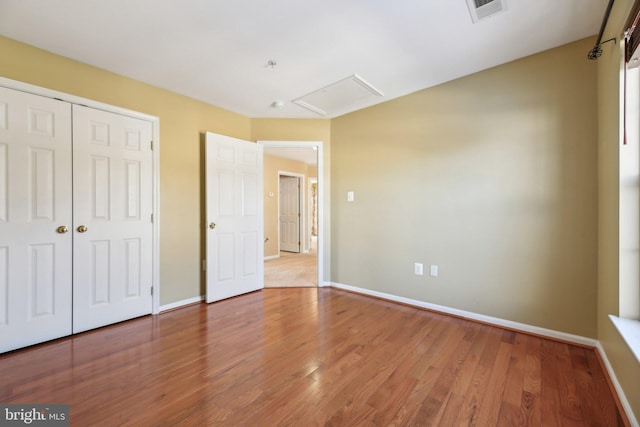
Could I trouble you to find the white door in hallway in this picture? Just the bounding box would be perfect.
[279,175,300,253]
[0,86,73,353]
[72,105,154,333]
[205,132,263,303]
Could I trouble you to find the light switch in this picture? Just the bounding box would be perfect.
[347,191,355,202]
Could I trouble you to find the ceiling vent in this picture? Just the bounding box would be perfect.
[466,0,505,23]
[293,74,383,117]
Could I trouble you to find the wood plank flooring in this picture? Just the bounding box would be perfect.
[0,288,628,426]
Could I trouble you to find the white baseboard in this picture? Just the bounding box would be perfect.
[595,342,640,427]
[159,296,204,313]
[330,282,597,347]
[264,254,279,261]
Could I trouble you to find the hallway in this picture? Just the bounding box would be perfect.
[264,242,317,287]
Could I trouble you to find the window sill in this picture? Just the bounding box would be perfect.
[609,315,640,364]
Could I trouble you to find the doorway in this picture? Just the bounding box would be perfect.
[259,141,323,288]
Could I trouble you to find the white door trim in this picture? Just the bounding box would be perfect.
[278,171,305,253]
[0,76,162,314]
[258,140,324,287]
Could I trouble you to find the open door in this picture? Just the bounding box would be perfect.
[205,132,263,303]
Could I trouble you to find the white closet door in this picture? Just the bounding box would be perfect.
[72,105,153,333]
[0,86,73,353]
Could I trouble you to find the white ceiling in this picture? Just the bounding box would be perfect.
[0,0,606,119]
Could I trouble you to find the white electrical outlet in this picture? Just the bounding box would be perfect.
[347,191,355,202]
[414,263,424,276]
[430,265,438,277]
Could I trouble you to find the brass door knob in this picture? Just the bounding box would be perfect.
[56,225,69,234]
[77,225,88,233]
[209,222,216,230]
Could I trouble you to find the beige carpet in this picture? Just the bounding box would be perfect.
[264,249,317,287]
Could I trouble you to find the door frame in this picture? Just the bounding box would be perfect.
[0,76,162,314]
[258,140,324,287]
[278,171,304,253]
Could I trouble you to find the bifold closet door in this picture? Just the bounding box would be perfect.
[71,105,153,333]
[0,87,73,353]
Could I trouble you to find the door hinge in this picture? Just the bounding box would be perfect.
[150,286,154,296]
[150,140,154,150]
[151,213,154,223]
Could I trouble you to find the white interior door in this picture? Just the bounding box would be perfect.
[279,175,300,253]
[72,105,153,333]
[0,86,73,353]
[205,132,263,303]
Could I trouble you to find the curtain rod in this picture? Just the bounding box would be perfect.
[588,0,616,60]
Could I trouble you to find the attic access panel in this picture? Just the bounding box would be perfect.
[293,74,383,117]
[467,0,505,23]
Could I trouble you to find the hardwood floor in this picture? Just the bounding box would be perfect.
[0,288,628,426]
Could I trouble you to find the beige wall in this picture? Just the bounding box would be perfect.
[263,155,316,257]
[596,0,640,420]
[331,37,599,338]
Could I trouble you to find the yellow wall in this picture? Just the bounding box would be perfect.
[331,37,599,338]
[0,36,253,305]
[263,155,316,257]
[596,0,640,420]
[251,119,330,143]
[0,37,333,302]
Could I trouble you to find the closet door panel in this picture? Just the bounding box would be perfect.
[0,86,72,353]
[72,105,153,333]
